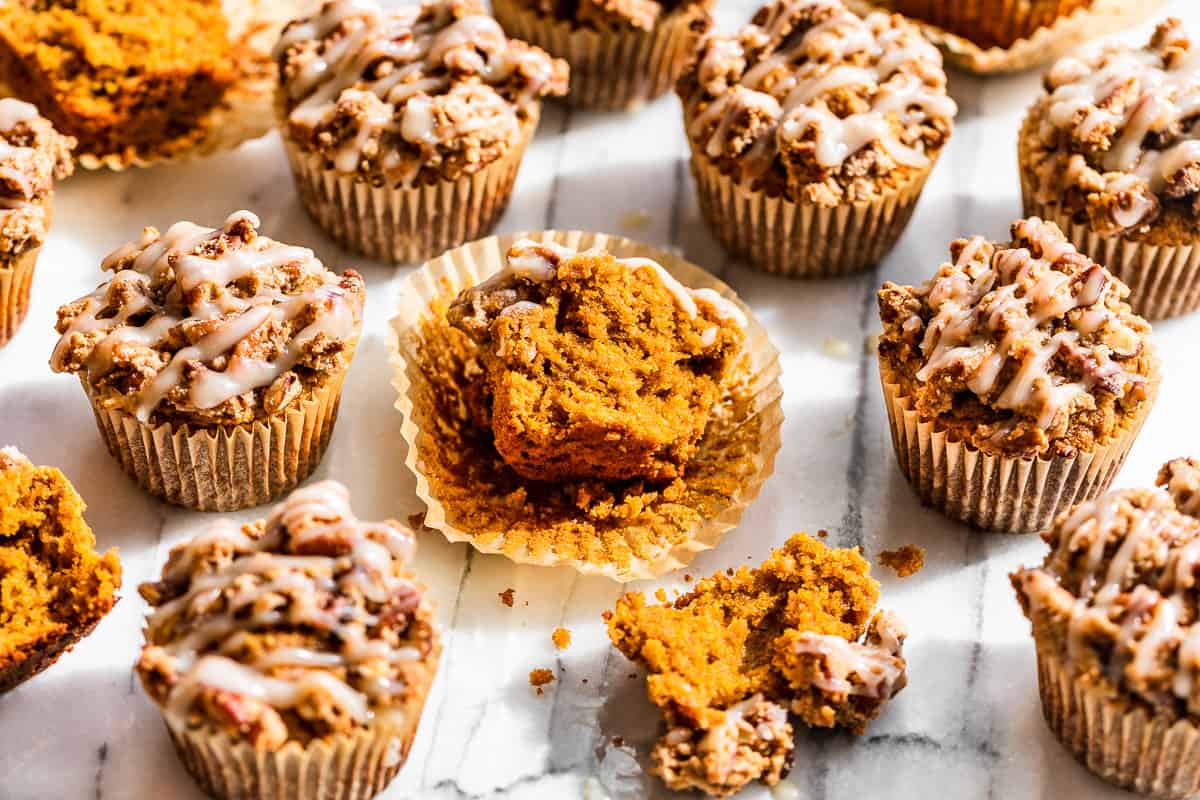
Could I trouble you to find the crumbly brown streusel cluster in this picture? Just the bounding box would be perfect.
[0,100,74,257]
[878,218,1156,458]
[1013,460,1200,718]
[678,0,954,206]
[276,0,568,186]
[524,0,705,30]
[1024,19,1200,241]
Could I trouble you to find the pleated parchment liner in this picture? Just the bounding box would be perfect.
[283,111,537,265]
[0,0,320,170]
[491,0,709,111]
[0,245,38,348]
[387,231,784,581]
[166,641,442,800]
[880,364,1155,534]
[1037,647,1200,799]
[689,145,933,279]
[1018,126,1200,322]
[843,0,1165,74]
[86,372,345,513]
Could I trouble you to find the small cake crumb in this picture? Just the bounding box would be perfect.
[817,529,828,538]
[822,338,851,358]
[499,588,515,607]
[530,668,555,694]
[654,588,668,602]
[552,627,572,650]
[684,574,692,582]
[879,545,925,578]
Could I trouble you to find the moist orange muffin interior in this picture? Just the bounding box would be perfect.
[0,449,120,683]
[0,0,234,159]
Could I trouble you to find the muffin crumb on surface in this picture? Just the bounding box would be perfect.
[552,627,572,649]
[879,545,924,577]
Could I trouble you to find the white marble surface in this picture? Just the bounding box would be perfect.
[3,4,1200,799]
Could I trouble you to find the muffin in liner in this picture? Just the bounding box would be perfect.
[491,0,710,111]
[86,372,346,513]
[842,0,1165,74]
[283,112,537,265]
[387,231,783,581]
[690,148,933,279]
[0,245,38,348]
[879,363,1155,534]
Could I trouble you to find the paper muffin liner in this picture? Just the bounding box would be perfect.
[283,112,537,265]
[85,372,345,512]
[0,245,38,349]
[689,146,933,279]
[491,0,710,111]
[843,0,1165,74]
[879,364,1154,534]
[1036,646,1200,798]
[387,231,784,581]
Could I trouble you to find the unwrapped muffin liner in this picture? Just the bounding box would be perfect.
[880,365,1153,534]
[85,373,345,512]
[282,113,537,265]
[689,148,932,278]
[1036,646,1200,798]
[0,245,38,349]
[387,231,784,581]
[843,0,1165,74]
[491,0,709,111]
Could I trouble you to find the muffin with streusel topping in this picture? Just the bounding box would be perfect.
[137,481,439,800]
[1020,19,1200,320]
[274,0,568,264]
[679,0,955,278]
[877,217,1159,533]
[0,99,73,347]
[492,0,710,109]
[1012,459,1200,797]
[51,211,364,511]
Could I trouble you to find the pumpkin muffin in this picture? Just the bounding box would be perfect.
[0,98,74,348]
[51,210,365,511]
[491,0,711,109]
[679,0,956,278]
[0,0,315,168]
[878,217,1159,533]
[1020,18,1200,320]
[136,481,440,800]
[1013,459,1200,798]
[0,447,121,694]
[606,533,907,797]
[274,0,568,264]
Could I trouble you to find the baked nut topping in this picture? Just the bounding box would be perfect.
[51,210,364,426]
[0,98,73,257]
[447,239,746,482]
[275,0,568,186]
[678,0,955,206]
[1025,19,1200,239]
[136,481,437,749]
[1013,461,1200,718]
[878,217,1156,458]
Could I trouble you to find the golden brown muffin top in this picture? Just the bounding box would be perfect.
[878,217,1156,459]
[1025,19,1200,240]
[1013,459,1200,719]
[0,99,74,256]
[136,481,437,750]
[520,0,707,31]
[275,0,568,186]
[50,211,364,427]
[678,0,955,206]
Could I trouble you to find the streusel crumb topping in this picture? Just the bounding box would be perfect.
[1026,19,1200,239]
[51,211,364,426]
[878,217,1156,458]
[1013,460,1200,719]
[275,0,568,186]
[678,0,954,206]
[0,99,74,257]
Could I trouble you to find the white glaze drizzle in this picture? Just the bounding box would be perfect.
[0,99,44,205]
[790,610,906,699]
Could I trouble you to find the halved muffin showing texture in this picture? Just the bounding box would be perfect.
[0,447,121,693]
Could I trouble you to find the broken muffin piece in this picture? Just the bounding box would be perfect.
[605,533,907,796]
[448,239,746,483]
[0,447,121,693]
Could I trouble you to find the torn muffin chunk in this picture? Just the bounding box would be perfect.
[447,239,746,483]
[0,98,73,260]
[606,533,907,796]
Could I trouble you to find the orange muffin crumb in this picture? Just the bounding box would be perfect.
[499,588,516,608]
[530,667,555,694]
[879,545,925,578]
[552,627,572,650]
[0,447,121,693]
